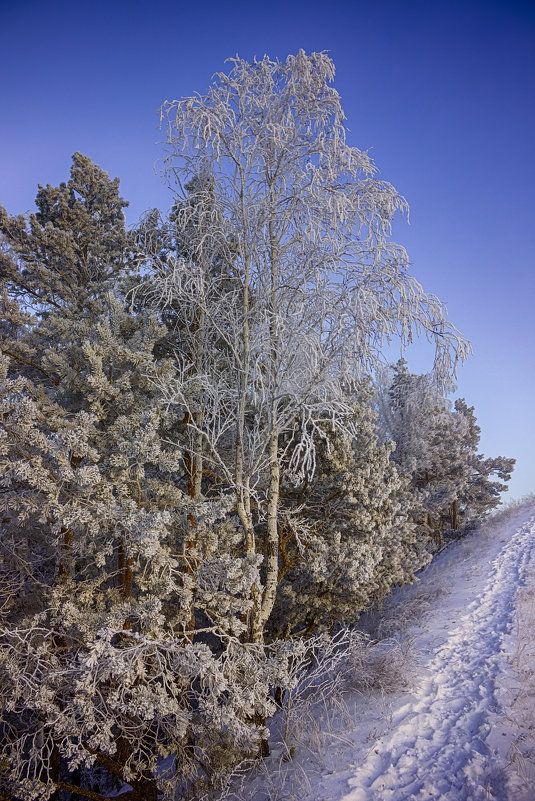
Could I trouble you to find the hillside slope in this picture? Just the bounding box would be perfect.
[225,503,535,801]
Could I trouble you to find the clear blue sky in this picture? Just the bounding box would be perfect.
[2,0,534,500]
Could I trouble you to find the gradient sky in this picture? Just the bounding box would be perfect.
[2,0,534,500]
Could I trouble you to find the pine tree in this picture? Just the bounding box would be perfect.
[269,383,425,637]
[0,156,294,801]
[376,360,515,543]
[452,399,515,527]
[0,151,129,314]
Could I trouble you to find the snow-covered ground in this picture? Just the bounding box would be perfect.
[223,503,535,801]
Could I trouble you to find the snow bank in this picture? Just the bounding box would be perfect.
[219,502,535,801]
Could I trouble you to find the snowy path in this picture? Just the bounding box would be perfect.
[231,507,535,801]
[341,513,535,801]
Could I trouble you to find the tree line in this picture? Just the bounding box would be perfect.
[0,52,513,801]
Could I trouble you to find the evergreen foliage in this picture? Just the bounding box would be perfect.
[0,155,293,801]
[376,360,515,543]
[269,383,426,638]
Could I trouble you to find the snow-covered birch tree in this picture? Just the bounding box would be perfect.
[145,50,470,642]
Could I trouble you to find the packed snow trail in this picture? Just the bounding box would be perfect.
[341,514,535,801]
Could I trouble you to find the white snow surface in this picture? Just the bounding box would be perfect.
[226,504,535,801]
